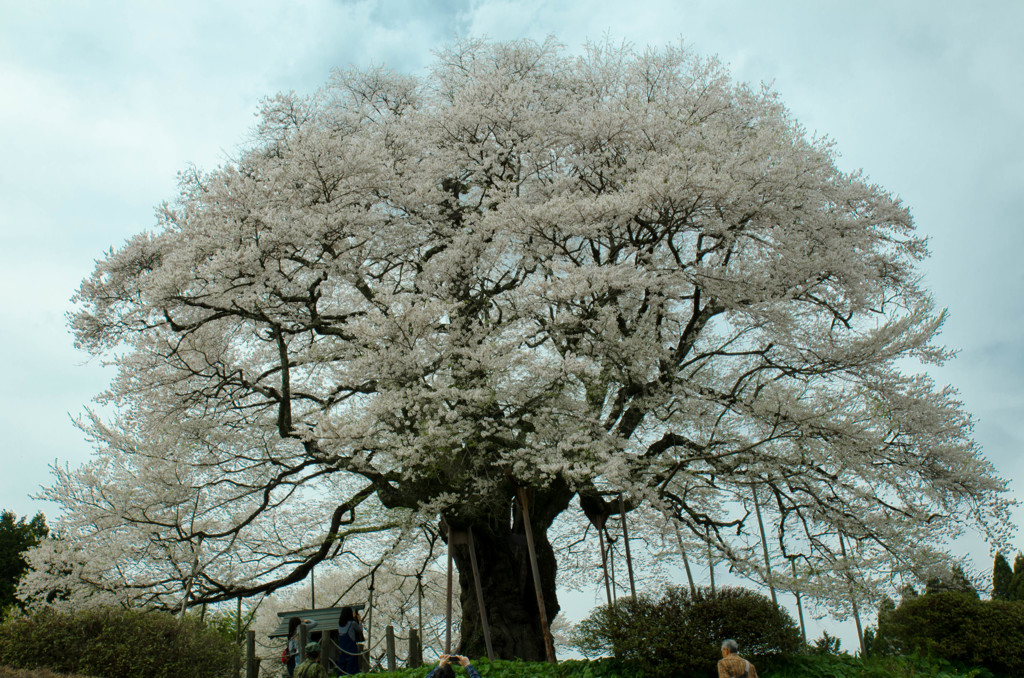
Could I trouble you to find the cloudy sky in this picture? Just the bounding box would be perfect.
[1,0,1022,648]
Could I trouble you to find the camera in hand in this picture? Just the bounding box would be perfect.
[448,655,462,662]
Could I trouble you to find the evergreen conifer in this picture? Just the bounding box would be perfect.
[993,552,1013,600]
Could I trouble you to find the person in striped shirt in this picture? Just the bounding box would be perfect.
[718,639,757,678]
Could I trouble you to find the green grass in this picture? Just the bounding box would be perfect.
[359,654,995,678]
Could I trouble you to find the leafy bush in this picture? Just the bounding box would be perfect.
[0,607,238,678]
[572,586,801,678]
[877,591,1024,677]
[0,668,98,678]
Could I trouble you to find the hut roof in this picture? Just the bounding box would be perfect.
[268,604,366,638]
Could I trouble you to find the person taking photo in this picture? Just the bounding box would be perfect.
[425,653,481,678]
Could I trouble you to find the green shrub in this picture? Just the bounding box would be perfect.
[572,586,801,678]
[0,607,238,678]
[0,668,98,678]
[877,591,1024,677]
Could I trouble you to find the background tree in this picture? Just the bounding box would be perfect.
[924,563,977,598]
[992,552,1013,600]
[0,511,48,612]
[1007,554,1024,601]
[36,39,1010,660]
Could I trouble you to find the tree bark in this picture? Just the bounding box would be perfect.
[442,480,572,661]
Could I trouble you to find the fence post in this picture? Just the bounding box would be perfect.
[358,642,369,674]
[298,624,308,664]
[409,628,422,668]
[386,624,396,671]
[320,637,331,672]
[246,630,256,678]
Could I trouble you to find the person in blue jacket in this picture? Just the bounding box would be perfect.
[335,606,365,675]
[425,654,481,678]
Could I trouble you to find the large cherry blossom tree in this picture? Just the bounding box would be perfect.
[36,39,1009,659]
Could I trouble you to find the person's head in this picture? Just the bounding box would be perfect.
[435,665,456,678]
[288,616,301,637]
[305,641,321,658]
[339,606,356,625]
[721,639,739,656]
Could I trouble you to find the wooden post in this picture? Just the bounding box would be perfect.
[672,524,698,597]
[618,494,637,599]
[366,572,376,663]
[516,487,557,663]
[409,628,422,668]
[298,623,308,663]
[597,515,613,607]
[789,557,807,644]
[311,563,316,609]
[386,624,396,671]
[445,535,454,654]
[234,596,242,677]
[752,486,778,606]
[417,573,424,639]
[706,525,716,595]
[320,639,331,673]
[608,540,617,604]
[838,534,865,655]
[246,629,256,678]
[358,642,369,674]
[466,527,495,661]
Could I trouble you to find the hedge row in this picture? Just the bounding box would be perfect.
[0,607,237,678]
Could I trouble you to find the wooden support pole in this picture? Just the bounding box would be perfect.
[706,525,716,595]
[466,527,495,661]
[672,524,698,598]
[597,515,613,608]
[752,486,778,606]
[790,557,807,644]
[516,487,557,663]
[445,536,454,654]
[838,534,865,655]
[417,574,424,639]
[618,494,637,599]
[246,629,256,678]
[608,539,617,604]
[386,624,396,671]
[311,564,316,609]
[366,572,376,661]
[234,596,242,677]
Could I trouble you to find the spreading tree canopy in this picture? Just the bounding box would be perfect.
[28,39,1009,660]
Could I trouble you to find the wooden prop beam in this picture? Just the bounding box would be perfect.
[516,487,557,663]
[445,536,454,654]
[752,486,778,606]
[672,524,698,598]
[596,514,613,607]
[618,494,637,599]
[466,527,495,661]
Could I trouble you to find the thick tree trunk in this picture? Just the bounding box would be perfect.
[442,480,573,661]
